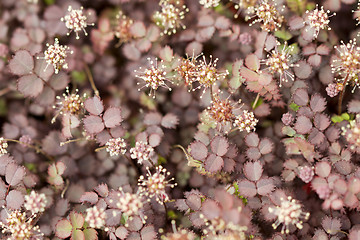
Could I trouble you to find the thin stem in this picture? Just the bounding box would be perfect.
[95,146,107,152]
[163,201,169,223]
[84,64,99,97]
[338,75,349,115]
[60,138,85,146]
[61,179,70,198]
[0,87,11,97]
[337,230,349,236]
[4,139,54,162]
[252,93,260,109]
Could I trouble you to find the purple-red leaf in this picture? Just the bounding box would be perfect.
[6,190,24,209]
[5,163,25,186]
[310,94,327,113]
[246,147,261,160]
[201,199,220,219]
[9,50,34,75]
[204,154,224,173]
[244,161,263,181]
[17,74,44,97]
[83,115,105,134]
[314,113,330,131]
[189,141,208,161]
[237,180,257,198]
[245,54,260,71]
[103,107,122,128]
[161,113,179,129]
[256,178,275,196]
[79,192,98,205]
[294,116,312,134]
[315,162,331,178]
[84,96,104,116]
[258,138,273,155]
[210,136,229,157]
[141,225,157,240]
[348,100,360,113]
[293,88,309,106]
[294,60,312,79]
[245,132,259,147]
[144,112,162,126]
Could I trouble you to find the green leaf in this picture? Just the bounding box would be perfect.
[72,229,85,240]
[140,93,156,110]
[282,126,296,137]
[24,163,36,172]
[157,155,167,165]
[289,102,300,112]
[70,212,85,229]
[56,219,73,239]
[83,228,98,240]
[331,115,343,123]
[289,43,300,55]
[167,210,177,220]
[43,0,55,5]
[120,214,128,225]
[341,113,350,121]
[274,30,293,41]
[71,71,86,84]
[286,0,307,15]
